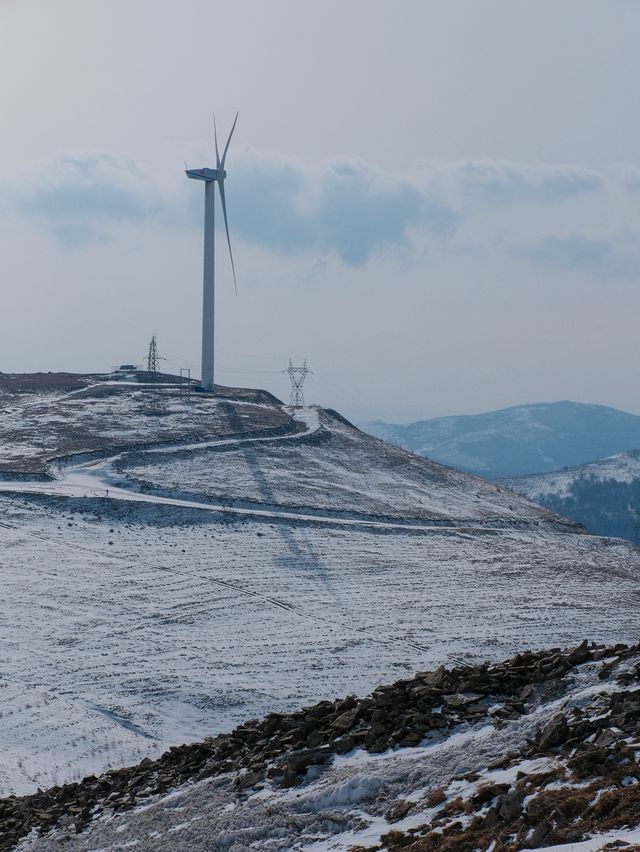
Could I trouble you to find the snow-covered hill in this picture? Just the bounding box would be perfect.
[119,407,566,526]
[1,374,639,820]
[360,401,640,478]
[506,449,640,541]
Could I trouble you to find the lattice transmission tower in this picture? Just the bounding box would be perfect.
[179,367,192,402]
[147,334,160,377]
[285,359,311,407]
[145,334,166,413]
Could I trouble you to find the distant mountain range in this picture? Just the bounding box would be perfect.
[360,401,640,479]
[506,450,640,541]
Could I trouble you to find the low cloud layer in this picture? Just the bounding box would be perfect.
[229,155,457,265]
[12,152,167,247]
[8,150,640,277]
[433,159,603,206]
[514,228,640,279]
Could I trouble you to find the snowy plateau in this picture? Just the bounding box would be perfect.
[2,375,640,850]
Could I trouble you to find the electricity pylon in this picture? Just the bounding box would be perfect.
[285,359,311,407]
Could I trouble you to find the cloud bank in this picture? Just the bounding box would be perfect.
[12,152,167,247]
[8,150,640,278]
[514,228,640,279]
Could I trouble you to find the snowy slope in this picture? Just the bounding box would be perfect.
[0,379,639,804]
[507,449,640,499]
[120,408,565,525]
[360,401,640,478]
[12,642,640,851]
[506,449,640,540]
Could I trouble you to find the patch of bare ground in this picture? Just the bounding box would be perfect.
[0,373,95,394]
[0,374,290,475]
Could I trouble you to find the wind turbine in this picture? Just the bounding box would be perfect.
[186,113,238,392]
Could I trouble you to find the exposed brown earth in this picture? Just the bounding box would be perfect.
[0,373,288,476]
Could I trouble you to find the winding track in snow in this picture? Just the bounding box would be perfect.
[0,407,511,538]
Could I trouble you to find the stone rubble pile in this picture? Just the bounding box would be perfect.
[0,640,636,851]
[374,645,640,851]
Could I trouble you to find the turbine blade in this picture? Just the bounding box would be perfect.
[218,179,237,295]
[220,111,239,168]
[213,114,221,168]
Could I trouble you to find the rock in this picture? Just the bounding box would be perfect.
[496,790,521,821]
[306,729,326,748]
[385,800,412,822]
[420,665,447,688]
[568,639,591,665]
[279,766,300,788]
[331,735,355,754]
[598,659,620,680]
[443,693,481,708]
[487,755,512,770]
[528,816,553,846]
[398,731,423,746]
[471,783,510,808]
[483,806,499,828]
[332,707,360,732]
[538,714,569,750]
[567,745,609,778]
[594,728,621,748]
[235,770,261,790]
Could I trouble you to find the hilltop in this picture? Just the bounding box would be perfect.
[0,371,284,476]
[360,400,640,478]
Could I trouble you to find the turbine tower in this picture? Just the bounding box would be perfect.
[186,113,238,392]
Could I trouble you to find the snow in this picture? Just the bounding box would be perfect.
[2,385,640,848]
[5,493,635,799]
[17,658,639,851]
[507,449,640,500]
[0,382,289,475]
[120,409,560,525]
[1,402,639,797]
[525,827,640,851]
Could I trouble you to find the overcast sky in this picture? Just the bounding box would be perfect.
[2,0,640,422]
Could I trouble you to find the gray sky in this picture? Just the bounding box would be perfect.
[2,0,640,422]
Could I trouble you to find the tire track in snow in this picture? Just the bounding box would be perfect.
[0,409,488,538]
[0,515,429,656]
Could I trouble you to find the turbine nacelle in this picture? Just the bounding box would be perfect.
[185,167,226,182]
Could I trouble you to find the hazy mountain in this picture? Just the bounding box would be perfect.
[360,400,640,478]
[506,449,640,541]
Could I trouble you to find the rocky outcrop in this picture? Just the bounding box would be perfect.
[372,647,640,851]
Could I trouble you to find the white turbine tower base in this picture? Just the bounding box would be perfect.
[186,113,238,392]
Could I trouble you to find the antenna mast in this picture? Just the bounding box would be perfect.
[285,359,311,407]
